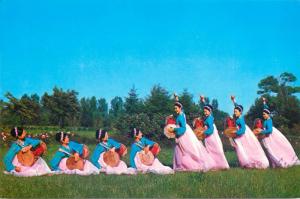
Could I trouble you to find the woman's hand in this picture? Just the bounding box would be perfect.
[74,153,80,162]
[230,95,235,102]
[169,126,175,132]
[15,166,21,172]
[200,95,205,103]
[22,145,32,152]
[144,145,150,154]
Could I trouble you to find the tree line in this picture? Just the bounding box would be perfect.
[0,72,299,139]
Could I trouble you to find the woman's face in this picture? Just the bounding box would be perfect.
[262,112,269,120]
[234,109,241,118]
[18,130,27,140]
[103,132,109,141]
[136,131,143,139]
[62,135,69,144]
[204,109,210,117]
[174,106,181,114]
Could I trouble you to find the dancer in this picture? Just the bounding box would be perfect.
[130,128,174,174]
[255,97,300,168]
[199,95,229,170]
[169,94,216,172]
[3,127,51,176]
[229,96,269,169]
[50,132,99,175]
[90,129,136,175]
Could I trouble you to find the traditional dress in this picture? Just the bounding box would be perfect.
[173,111,216,172]
[50,141,99,175]
[203,114,229,170]
[130,137,174,174]
[260,104,300,168]
[3,137,51,177]
[231,113,269,169]
[90,138,136,175]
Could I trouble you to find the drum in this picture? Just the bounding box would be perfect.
[116,144,128,157]
[164,115,177,139]
[193,117,204,129]
[165,115,176,125]
[223,117,237,138]
[223,127,237,138]
[252,118,266,139]
[150,143,160,156]
[32,141,47,157]
[138,150,154,166]
[253,118,263,129]
[17,141,47,166]
[103,151,120,167]
[192,118,205,140]
[17,150,35,167]
[164,124,176,139]
[224,117,236,129]
[193,127,206,140]
[253,128,262,136]
[81,145,89,159]
[66,156,85,170]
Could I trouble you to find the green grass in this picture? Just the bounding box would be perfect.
[0,132,300,198]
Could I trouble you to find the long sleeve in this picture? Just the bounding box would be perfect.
[261,119,273,135]
[108,138,121,149]
[90,144,105,169]
[3,143,19,172]
[141,137,155,147]
[69,141,83,155]
[174,113,187,137]
[50,151,66,171]
[204,115,214,136]
[235,117,246,136]
[25,137,41,148]
[233,102,238,107]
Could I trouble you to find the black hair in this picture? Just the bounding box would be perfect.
[131,128,141,138]
[96,129,107,141]
[174,102,183,109]
[55,132,68,142]
[204,104,213,112]
[263,108,271,115]
[10,127,24,138]
[234,105,244,113]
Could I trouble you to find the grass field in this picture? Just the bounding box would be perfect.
[0,130,300,198]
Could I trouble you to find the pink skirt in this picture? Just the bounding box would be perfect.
[261,127,300,168]
[134,154,174,175]
[231,125,269,169]
[58,158,99,175]
[204,125,229,170]
[173,124,216,172]
[4,156,52,177]
[98,153,136,175]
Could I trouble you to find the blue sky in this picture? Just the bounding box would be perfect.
[0,0,299,114]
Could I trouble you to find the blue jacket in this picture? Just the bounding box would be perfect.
[174,112,187,137]
[90,138,121,169]
[261,118,273,135]
[50,141,84,171]
[3,137,41,172]
[204,114,214,136]
[235,116,246,136]
[130,137,155,168]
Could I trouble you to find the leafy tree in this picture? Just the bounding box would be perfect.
[42,87,80,127]
[2,93,41,125]
[246,72,300,132]
[124,86,144,114]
